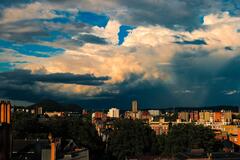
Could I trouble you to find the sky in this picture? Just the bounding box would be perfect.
[0,0,240,108]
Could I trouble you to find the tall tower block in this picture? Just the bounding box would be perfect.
[1,101,6,123]
[0,100,12,160]
[132,100,138,113]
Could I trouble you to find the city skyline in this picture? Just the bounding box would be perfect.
[0,1,240,108]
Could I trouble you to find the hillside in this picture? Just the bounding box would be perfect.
[29,99,83,112]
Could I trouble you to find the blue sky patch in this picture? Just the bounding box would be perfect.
[75,11,109,27]
[118,25,135,45]
[199,15,204,24]
[0,39,64,58]
[14,44,64,57]
[0,62,14,72]
[0,39,13,48]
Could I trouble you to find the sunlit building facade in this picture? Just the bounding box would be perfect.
[107,108,120,118]
[0,100,12,160]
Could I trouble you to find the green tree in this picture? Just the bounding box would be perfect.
[160,123,221,157]
[12,112,48,138]
[108,119,158,160]
[157,134,166,154]
[47,117,105,160]
[12,114,105,160]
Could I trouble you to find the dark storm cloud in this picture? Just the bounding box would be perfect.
[217,56,240,80]
[68,74,180,109]
[0,18,108,49]
[0,0,37,18]
[0,0,32,10]
[0,69,111,106]
[112,76,179,108]
[225,46,234,51]
[0,79,84,105]
[203,56,240,105]
[175,39,207,45]
[0,69,178,108]
[0,2,110,46]
[1,0,239,30]
[0,69,110,85]
[115,0,239,30]
[169,50,240,107]
[170,50,222,90]
[2,55,240,108]
[76,34,108,45]
[0,1,111,46]
[0,0,33,6]
[166,51,211,106]
[0,20,67,43]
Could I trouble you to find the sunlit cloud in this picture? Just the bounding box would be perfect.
[0,0,240,107]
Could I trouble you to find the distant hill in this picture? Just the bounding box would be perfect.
[29,99,83,112]
[143,105,240,112]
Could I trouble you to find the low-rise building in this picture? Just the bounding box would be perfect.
[107,108,120,118]
[44,111,64,117]
[12,139,89,160]
[178,112,189,122]
[221,110,232,124]
[214,112,221,122]
[149,121,169,135]
[222,125,240,146]
[148,110,160,117]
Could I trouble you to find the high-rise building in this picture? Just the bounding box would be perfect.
[0,100,12,160]
[221,110,232,123]
[0,101,11,125]
[199,111,205,122]
[132,100,138,113]
[214,112,221,122]
[193,111,199,121]
[204,111,211,122]
[199,110,212,122]
[107,108,120,118]
[178,112,189,122]
[189,111,199,122]
[190,112,194,121]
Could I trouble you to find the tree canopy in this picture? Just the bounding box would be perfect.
[12,112,104,160]
[158,123,222,157]
[107,119,159,160]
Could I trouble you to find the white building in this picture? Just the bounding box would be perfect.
[107,108,120,118]
[148,110,160,116]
